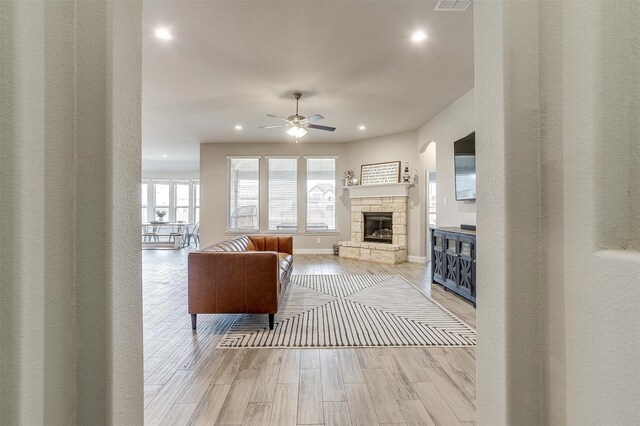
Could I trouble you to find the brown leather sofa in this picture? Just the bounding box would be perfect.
[188,235,293,330]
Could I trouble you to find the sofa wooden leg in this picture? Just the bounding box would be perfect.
[268,314,274,330]
[191,314,197,330]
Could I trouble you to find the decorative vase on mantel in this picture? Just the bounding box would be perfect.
[344,170,355,186]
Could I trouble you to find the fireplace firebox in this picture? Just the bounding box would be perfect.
[363,212,393,243]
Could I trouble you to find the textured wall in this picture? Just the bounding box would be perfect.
[0,1,143,424]
[0,2,75,423]
[538,3,640,424]
[475,1,541,424]
[476,1,640,424]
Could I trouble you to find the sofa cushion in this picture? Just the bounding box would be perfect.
[249,235,293,255]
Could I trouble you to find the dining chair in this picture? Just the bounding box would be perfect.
[143,224,160,242]
[184,223,200,247]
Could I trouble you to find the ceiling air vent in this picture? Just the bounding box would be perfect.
[434,0,472,11]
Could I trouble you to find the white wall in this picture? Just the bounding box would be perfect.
[416,88,475,257]
[345,130,422,259]
[0,1,143,424]
[475,2,640,424]
[475,3,540,423]
[538,4,640,424]
[418,88,476,227]
[200,142,349,252]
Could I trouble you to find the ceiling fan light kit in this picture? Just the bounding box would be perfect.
[286,126,307,138]
[260,92,336,140]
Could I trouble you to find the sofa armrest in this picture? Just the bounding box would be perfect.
[188,251,280,315]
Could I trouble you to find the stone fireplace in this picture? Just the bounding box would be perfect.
[339,183,411,264]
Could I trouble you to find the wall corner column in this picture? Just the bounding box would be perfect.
[474,1,542,424]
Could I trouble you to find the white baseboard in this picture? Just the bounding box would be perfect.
[294,249,335,255]
[407,255,427,264]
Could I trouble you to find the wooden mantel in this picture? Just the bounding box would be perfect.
[343,182,414,199]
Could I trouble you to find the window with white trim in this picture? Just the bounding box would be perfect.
[194,181,200,224]
[174,181,190,223]
[228,157,260,231]
[306,158,336,231]
[141,182,148,222]
[140,179,198,224]
[268,157,298,231]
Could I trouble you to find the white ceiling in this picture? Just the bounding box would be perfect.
[142,0,474,170]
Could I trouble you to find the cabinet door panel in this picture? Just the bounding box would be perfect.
[444,235,459,287]
[432,230,445,283]
[457,236,475,298]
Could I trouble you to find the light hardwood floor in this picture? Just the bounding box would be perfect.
[143,250,476,425]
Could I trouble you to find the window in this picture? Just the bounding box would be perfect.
[154,182,170,221]
[174,182,190,223]
[228,157,259,231]
[141,183,148,222]
[194,182,200,224]
[306,158,336,231]
[268,158,297,231]
[140,179,199,224]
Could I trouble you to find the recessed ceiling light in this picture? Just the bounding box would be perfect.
[358,125,366,131]
[234,125,243,130]
[162,154,167,158]
[154,28,173,41]
[411,31,428,42]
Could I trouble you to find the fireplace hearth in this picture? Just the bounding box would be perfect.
[363,212,393,243]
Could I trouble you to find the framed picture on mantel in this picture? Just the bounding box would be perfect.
[360,161,401,185]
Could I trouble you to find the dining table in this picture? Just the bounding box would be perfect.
[142,222,194,249]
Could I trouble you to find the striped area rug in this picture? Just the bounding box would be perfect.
[217,275,476,348]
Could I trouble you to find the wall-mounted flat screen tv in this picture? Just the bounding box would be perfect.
[454,132,476,201]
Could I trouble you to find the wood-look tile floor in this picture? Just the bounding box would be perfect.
[143,249,476,425]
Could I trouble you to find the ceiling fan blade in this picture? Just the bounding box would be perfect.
[304,114,324,123]
[307,124,336,132]
[260,124,290,129]
[266,114,292,124]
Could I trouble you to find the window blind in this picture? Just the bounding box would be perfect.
[228,158,260,230]
[306,158,336,231]
[268,158,297,231]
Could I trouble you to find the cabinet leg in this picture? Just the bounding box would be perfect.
[268,314,274,330]
[191,314,197,330]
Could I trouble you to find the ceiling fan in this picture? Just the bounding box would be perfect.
[260,92,336,139]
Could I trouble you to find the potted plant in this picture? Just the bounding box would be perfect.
[156,209,167,222]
